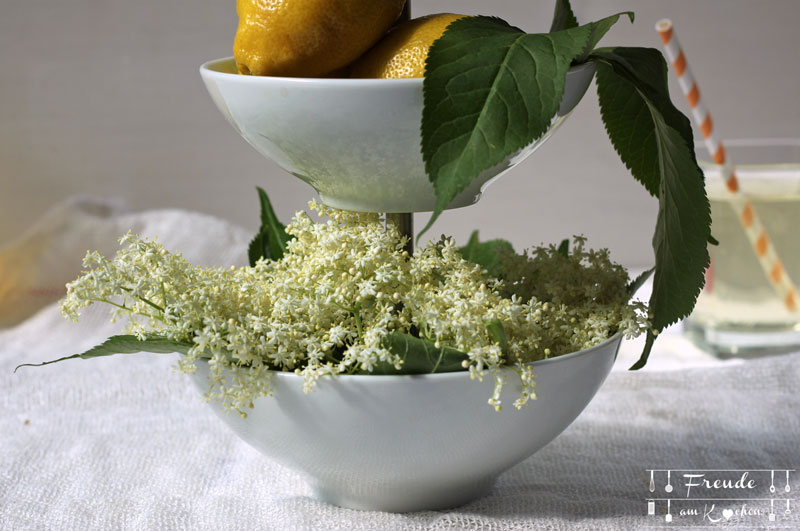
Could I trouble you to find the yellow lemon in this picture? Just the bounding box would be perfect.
[349,13,466,79]
[234,0,407,77]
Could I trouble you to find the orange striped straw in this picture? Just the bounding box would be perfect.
[656,19,797,312]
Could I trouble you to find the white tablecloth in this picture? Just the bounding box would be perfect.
[1,199,798,530]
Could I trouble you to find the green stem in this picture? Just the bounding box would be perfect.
[353,307,363,341]
[137,296,165,314]
[88,298,164,322]
[89,298,128,312]
[160,282,168,309]
[118,286,166,313]
[329,300,355,314]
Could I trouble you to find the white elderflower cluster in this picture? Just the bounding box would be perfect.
[60,202,647,414]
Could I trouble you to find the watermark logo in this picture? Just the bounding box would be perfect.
[645,468,795,526]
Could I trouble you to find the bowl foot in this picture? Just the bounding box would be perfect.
[311,475,498,513]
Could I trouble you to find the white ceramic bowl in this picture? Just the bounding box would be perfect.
[192,333,621,512]
[200,58,596,213]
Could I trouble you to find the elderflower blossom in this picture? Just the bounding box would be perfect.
[60,202,648,414]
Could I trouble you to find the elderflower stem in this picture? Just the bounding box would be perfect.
[137,296,165,314]
[353,306,363,340]
[87,298,164,323]
[88,298,129,312]
[118,286,166,313]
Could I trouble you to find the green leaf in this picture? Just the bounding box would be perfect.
[575,12,633,63]
[248,186,292,266]
[648,115,711,322]
[557,238,570,257]
[419,13,631,236]
[593,47,711,369]
[365,332,468,375]
[593,47,696,197]
[458,230,515,277]
[550,0,579,32]
[708,234,719,246]
[550,1,632,60]
[485,319,508,354]
[630,330,656,371]
[419,16,593,236]
[14,335,192,372]
[626,267,654,299]
[247,232,268,267]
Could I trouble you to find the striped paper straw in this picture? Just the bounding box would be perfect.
[656,19,798,312]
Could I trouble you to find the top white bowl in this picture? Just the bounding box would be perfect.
[200,58,596,213]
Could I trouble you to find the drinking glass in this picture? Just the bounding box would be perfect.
[684,139,800,357]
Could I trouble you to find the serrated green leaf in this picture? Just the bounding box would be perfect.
[14,335,192,372]
[627,267,654,298]
[594,47,697,197]
[365,332,468,375]
[248,186,292,266]
[575,12,633,63]
[458,230,515,277]
[419,13,631,236]
[550,0,579,32]
[593,48,711,369]
[596,65,659,196]
[419,16,593,236]
[247,232,268,267]
[648,112,711,325]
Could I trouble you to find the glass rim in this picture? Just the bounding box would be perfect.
[696,138,800,171]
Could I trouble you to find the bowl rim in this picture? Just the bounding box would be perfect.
[217,330,623,382]
[199,57,596,88]
[200,57,422,87]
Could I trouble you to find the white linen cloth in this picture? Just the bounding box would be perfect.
[1,198,798,530]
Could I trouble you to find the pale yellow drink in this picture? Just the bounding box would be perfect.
[685,140,800,356]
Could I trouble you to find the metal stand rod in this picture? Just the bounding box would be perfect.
[384,2,412,256]
[385,213,414,255]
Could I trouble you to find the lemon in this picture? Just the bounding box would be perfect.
[234,0,406,77]
[349,13,466,79]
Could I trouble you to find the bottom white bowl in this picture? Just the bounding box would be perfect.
[192,334,621,512]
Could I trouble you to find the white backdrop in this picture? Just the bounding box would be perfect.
[2,0,799,267]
